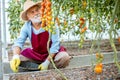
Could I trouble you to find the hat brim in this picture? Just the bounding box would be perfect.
[20,1,41,21]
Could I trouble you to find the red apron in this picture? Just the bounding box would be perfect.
[21,31,66,62]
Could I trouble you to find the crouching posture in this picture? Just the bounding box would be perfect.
[10,0,71,72]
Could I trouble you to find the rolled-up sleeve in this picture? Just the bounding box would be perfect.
[12,25,28,49]
[50,26,60,54]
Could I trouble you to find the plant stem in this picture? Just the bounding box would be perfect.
[47,32,68,80]
[89,32,98,68]
[108,0,120,71]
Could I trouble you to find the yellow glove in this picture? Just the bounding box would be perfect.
[38,59,50,70]
[10,54,20,72]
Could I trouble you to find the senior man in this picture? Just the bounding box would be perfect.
[10,0,71,72]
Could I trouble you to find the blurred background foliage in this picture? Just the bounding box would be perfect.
[6,0,120,43]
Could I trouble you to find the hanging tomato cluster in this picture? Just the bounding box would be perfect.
[81,26,87,34]
[69,8,74,15]
[79,18,85,27]
[94,53,104,74]
[40,0,55,33]
[79,17,87,34]
[78,17,87,48]
[94,63,103,74]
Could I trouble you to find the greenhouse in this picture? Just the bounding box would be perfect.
[0,0,120,80]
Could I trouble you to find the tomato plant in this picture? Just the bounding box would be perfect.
[7,0,120,42]
[6,0,120,71]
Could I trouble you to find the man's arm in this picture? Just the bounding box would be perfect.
[10,46,21,73]
[10,23,28,72]
[12,22,28,51]
[49,26,60,55]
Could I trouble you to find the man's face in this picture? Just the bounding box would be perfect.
[27,5,41,23]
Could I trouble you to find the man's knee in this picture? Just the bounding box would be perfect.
[54,51,71,68]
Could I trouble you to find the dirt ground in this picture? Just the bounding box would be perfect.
[9,63,119,80]
[7,39,120,80]
[7,39,120,60]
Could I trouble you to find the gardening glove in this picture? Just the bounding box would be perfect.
[38,59,50,70]
[10,54,20,72]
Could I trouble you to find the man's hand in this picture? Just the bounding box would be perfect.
[10,54,20,72]
[38,59,50,70]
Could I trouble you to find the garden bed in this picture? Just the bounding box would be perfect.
[4,39,120,80]
[7,39,120,60]
[4,63,119,80]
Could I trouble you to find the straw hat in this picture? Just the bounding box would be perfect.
[20,0,41,21]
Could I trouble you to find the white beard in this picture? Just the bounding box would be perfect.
[30,15,41,23]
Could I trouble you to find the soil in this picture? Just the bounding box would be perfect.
[7,39,120,80]
[7,39,120,60]
[10,63,119,80]
[64,39,120,56]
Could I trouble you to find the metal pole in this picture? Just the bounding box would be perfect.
[0,0,3,79]
[2,0,7,59]
[1,0,7,79]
